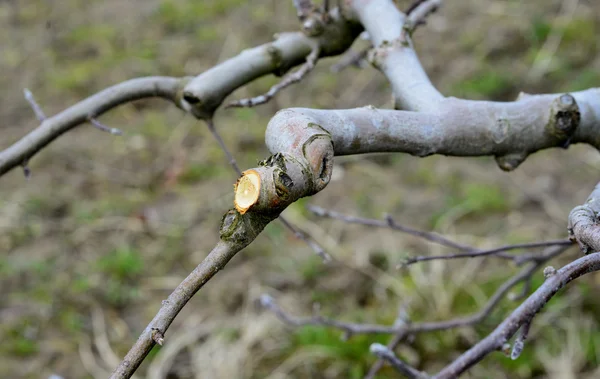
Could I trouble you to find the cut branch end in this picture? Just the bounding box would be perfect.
[234,170,261,214]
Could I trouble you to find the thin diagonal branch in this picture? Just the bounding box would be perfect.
[111,207,279,378]
[365,304,412,379]
[205,119,241,175]
[370,343,427,379]
[227,45,321,108]
[405,0,441,31]
[0,77,183,177]
[277,216,332,262]
[23,88,46,121]
[432,251,600,378]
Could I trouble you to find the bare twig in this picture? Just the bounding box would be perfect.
[406,0,441,28]
[432,251,600,378]
[227,46,321,108]
[89,118,123,136]
[510,318,531,360]
[21,161,31,179]
[405,0,426,15]
[205,119,241,175]
[2,14,364,177]
[308,205,475,251]
[1,77,183,177]
[261,245,568,337]
[365,304,412,379]
[23,88,46,121]
[369,343,427,379]
[401,239,573,266]
[277,216,332,262]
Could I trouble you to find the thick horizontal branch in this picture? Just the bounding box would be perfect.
[182,8,362,118]
[0,77,184,176]
[432,251,600,378]
[568,181,600,254]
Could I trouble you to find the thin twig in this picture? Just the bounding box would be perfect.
[261,245,568,337]
[365,303,412,379]
[405,0,427,16]
[369,343,427,379]
[406,0,441,26]
[510,319,531,360]
[278,216,332,262]
[89,117,123,135]
[401,239,573,266]
[205,119,241,175]
[402,0,442,42]
[433,251,600,378]
[1,77,182,177]
[23,88,46,121]
[227,46,320,108]
[22,161,31,179]
[308,205,475,251]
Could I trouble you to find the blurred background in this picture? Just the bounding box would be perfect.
[1,0,599,378]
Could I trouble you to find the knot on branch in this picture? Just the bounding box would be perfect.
[494,153,527,172]
[546,94,580,148]
[568,205,600,254]
[219,208,275,246]
[568,182,600,254]
[367,39,409,70]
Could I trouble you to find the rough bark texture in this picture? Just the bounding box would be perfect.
[569,182,600,254]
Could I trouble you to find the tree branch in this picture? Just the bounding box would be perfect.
[227,44,321,108]
[182,8,362,118]
[401,239,573,266]
[1,8,362,178]
[308,204,474,251]
[0,77,185,177]
[370,343,427,379]
[261,245,568,337]
[432,251,600,378]
[568,181,600,254]
[110,208,278,378]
